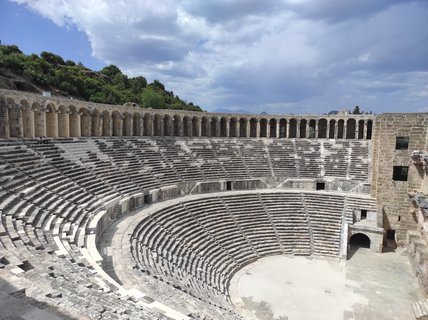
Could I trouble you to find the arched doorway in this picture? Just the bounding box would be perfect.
[349,233,370,248]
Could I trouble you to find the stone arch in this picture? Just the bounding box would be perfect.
[220,117,228,137]
[173,115,182,136]
[299,119,307,138]
[133,113,141,136]
[102,111,111,136]
[346,118,356,139]
[201,117,209,136]
[122,112,132,136]
[349,233,371,249]
[164,114,173,136]
[192,116,200,137]
[328,119,336,138]
[289,119,297,138]
[58,105,69,137]
[358,120,365,139]
[337,119,345,139]
[366,120,373,139]
[45,103,58,137]
[92,109,101,136]
[318,118,328,139]
[230,117,238,137]
[183,116,191,137]
[308,119,316,138]
[153,114,162,136]
[32,102,45,137]
[144,113,153,136]
[239,118,248,137]
[270,119,277,138]
[211,117,219,137]
[112,111,122,136]
[259,118,267,137]
[80,108,91,137]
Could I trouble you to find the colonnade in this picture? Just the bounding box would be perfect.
[0,95,373,140]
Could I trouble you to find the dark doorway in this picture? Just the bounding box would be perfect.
[316,182,325,190]
[386,229,395,241]
[226,181,232,191]
[144,194,151,204]
[361,210,367,220]
[349,233,370,248]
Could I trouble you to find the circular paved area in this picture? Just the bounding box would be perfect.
[229,248,425,320]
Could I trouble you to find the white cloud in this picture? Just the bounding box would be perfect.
[11,0,428,114]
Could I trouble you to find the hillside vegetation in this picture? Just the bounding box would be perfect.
[0,44,202,111]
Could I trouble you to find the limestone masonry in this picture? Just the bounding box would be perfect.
[0,88,427,319]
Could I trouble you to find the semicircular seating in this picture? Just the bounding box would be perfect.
[0,137,374,319]
[129,191,377,308]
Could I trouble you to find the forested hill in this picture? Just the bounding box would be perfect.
[0,44,202,111]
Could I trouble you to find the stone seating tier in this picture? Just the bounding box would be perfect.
[0,138,373,320]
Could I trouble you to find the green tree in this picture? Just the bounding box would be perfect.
[0,44,203,112]
[41,51,65,66]
[352,106,361,114]
[100,64,122,78]
[149,79,165,91]
[140,87,164,109]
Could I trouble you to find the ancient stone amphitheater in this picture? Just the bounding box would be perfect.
[0,89,428,319]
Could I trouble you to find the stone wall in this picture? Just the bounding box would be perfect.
[0,89,374,139]
[371,113,428,244]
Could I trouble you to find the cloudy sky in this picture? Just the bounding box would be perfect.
[1,0,428,114]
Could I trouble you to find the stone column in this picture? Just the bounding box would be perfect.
[215,120,220,137]
[246,119,250,137]
[358,120,367,140]
[58,112,70,137]
[46,111,58,138]
[314,121,319,138]
[108,115,113,136]
[127,115,134,136]
[177,118,184,137]
[34,108,46,137]
[334,121,339,139]
[296,119,301,138]
[149,115,154,136]
[276,120,280,138]
[70,113,81,137]
[159,116,164,136]
[225,118,230,137]
[0,106,10,138]
[256,119,260,138]
[187,118,193,137]
[303,120,308,138]
[266,122,270,138]
[22,108,35,138]
[327,121,331,138]
[235,121,240,138]
[8,107,23,138]
[207,119,212,137]
[355,122,359,140]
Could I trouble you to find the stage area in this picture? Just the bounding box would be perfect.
[229,248,424,320]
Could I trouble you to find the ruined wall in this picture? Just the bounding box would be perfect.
[371,113,428,244]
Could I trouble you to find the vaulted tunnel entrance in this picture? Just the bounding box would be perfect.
[349,233,370,249]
